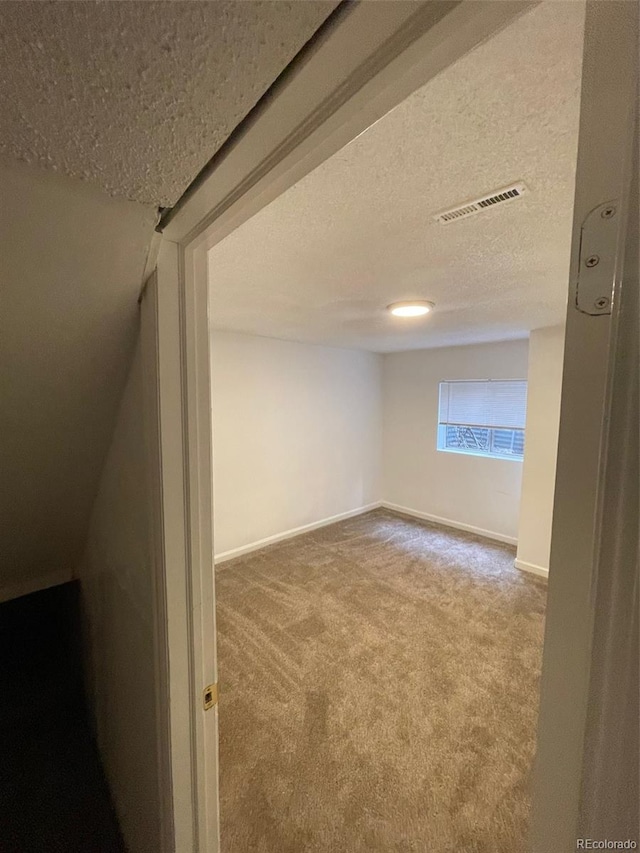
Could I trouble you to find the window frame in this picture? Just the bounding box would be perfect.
[436,379,527,462]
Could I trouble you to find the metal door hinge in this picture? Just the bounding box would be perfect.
[575,200,620,315]
[203,683,218,711]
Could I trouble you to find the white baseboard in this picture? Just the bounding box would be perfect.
[514,558,549,579]
[380,501,518,547]
[215,502,382,564]
[0,568,73,604]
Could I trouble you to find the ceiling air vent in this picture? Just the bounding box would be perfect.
[434,182,528,225]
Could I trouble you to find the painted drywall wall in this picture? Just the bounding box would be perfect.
[516,326,565,575]
[381,340,529,543]
[211,331,382,557]
[0,160,157,600]
[78,336,161,853]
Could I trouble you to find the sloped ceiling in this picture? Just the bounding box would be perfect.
[0,162,158,595]
[0,0,338,206]
[208,1,585,351]
[0,1,337,593]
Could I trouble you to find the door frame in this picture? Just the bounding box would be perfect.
[150,2,638,850]
[531,3,638,849]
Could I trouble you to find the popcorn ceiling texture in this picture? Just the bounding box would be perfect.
[0,0,337,206]
[208,1,585,352]
[0,0,337,600]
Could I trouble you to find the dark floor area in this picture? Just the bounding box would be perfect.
[0,582,125,853]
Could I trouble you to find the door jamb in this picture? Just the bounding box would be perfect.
[531,3,638,848]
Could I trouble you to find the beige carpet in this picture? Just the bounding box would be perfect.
[216,509,546,853]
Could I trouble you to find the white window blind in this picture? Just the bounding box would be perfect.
[438,380,528,430]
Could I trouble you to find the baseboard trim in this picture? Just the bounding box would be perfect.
[380,502,518,547]
[215,502,382,564]
[0,569,73,604]
[514,558,549,580]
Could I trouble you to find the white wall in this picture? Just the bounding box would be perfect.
[0,161,161,847]
[516,326,565,575]
[212,331,565,564]
[381,340,529,543]
[0,160,156,599]
[78,336,161,853]
[211,331,382,557]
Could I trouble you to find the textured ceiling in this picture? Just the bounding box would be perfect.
[0,0,337,206]
[208,1,585,352]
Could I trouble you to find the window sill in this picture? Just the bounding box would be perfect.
[436,447,524,462]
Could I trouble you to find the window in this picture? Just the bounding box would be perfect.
[437,379,527,461]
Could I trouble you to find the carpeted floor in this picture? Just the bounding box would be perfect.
[216,509,546,853]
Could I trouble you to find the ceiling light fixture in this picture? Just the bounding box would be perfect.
[387,301,435,318]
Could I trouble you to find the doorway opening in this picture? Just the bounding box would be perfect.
[153,0,638,849]
[205,4,579,850]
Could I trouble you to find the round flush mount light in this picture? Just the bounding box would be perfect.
[387,300,435,318]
